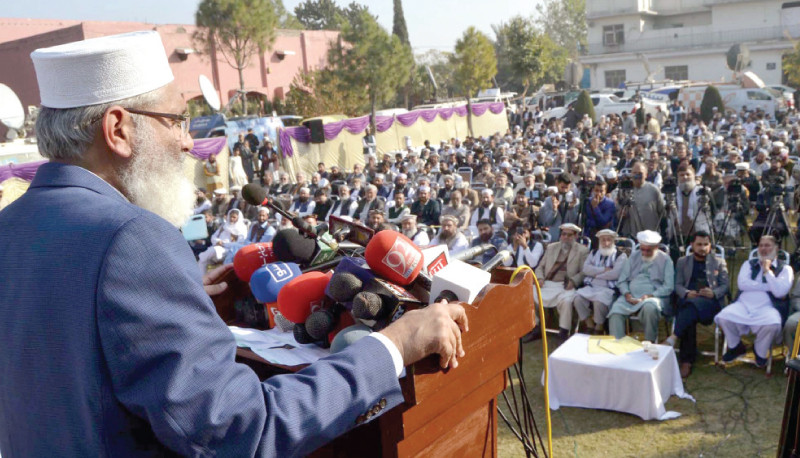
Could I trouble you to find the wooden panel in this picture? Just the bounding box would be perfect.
[396,372,506,457]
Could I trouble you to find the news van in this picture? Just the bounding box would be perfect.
[677,85,782,118]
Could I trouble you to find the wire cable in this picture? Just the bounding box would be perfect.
[510,265,553,458]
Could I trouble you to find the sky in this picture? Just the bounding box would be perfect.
[4,0,543,52]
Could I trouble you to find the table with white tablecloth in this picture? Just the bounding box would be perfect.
[544,334,695,420]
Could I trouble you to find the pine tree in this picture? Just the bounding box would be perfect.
[573,90,595,121]
[700,85,725,123]
[392,0,410,46]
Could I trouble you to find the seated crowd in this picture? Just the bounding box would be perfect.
[190,104,800,378]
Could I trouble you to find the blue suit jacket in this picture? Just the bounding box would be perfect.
[0,163,402,457]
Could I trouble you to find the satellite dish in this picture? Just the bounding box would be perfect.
[0,84,25,130]
[198,75,221,112]
[727,44,751,72]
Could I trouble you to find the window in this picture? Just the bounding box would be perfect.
[605,70,627,89]
[664,65,688,81]
[767,62,777,70]
[591,97,600,106]
[603,24,625,46]
[747,91,770,101]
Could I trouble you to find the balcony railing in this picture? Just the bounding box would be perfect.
[586,24,798,55]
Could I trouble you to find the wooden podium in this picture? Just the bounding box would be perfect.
[219,267,534,457]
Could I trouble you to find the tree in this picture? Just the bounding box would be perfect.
[573,90,595,121]
[294,0,374,31]
[274,0,303,29]
[535,0,587,56]
[451,27,497,135]
[195,0,279,114]
[783,42,800,88]
[700,85,725,123]
[414,50,457,101]
[285,69,366,118]
[392,0,410,46]
[492,15,566,96]
[328,10,413,130]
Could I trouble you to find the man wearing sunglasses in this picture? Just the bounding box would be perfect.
[0,31,467,457]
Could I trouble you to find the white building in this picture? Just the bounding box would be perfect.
[580,0,800,89]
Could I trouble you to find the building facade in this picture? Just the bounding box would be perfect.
[579,0,800,89]
[0,18,339,114]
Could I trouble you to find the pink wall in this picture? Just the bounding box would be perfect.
[0,18,339,117]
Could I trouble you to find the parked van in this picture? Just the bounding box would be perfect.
[677,85,780,118]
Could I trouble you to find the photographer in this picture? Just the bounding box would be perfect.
[615,162,664,239]
[538,173,580,240]
[675,165,712,239]
[750,159,791,242]
[584,180,615,246]
[503,223,544,269]
[713,168,751,245]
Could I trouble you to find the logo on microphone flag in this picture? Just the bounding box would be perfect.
[382,237,421,280]
[267,262,294,283]
[427,252,448,276]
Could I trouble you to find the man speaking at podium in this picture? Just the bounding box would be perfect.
[0,32,467,457]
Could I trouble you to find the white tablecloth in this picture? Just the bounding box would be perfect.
[543,334,695,420]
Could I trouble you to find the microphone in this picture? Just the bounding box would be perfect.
[305,309,339,341]
[242,183,335,246]
[293,323,315,345]
[429,259,492,305]
[352,291,389,321]
[481,250,513,272]
[364,230,424,286]
[272,229,336,267]
[233,243,276,282]
[330,323,372,353]
[326,272,364,303]
[249,262,301,303]
[277,271,333,324]
[451,243,497,262]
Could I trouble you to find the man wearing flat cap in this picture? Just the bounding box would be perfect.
[533,223,589,339]
[0,31,467,457]
[572,229,627,335]
[608,230,675,342]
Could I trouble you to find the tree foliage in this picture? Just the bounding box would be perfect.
[285,69,366,118]
[392,0,410,46]
[328,9,413,126]
[195,0,279,113]
[783,42,800,88]
[535,0,587,56]
[573,89,595,121]
[274,0,303,29]
[413,50,458,101]
[700,85,725,123]
[451,27,497,99]
[492,15,566,95]
[294,0,373,31]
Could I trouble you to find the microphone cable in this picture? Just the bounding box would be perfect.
[494,266,552,458]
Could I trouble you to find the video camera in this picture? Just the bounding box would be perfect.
[619,176,634,191]
[661,176,677,194]
[766,175,786,198]
[727,178,743,195]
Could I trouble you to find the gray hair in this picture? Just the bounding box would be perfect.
[35,87,164,161]
[366,184,378,193]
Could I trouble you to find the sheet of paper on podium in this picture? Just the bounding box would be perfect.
[229,326,330,366]
[588,335,642,355]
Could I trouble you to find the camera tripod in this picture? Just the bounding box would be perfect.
[687,192,717,246]
[659,192,686,252]
[615,189,644,238]
[761,194,798,247]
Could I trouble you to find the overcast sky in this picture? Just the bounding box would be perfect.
[5,0,543,52]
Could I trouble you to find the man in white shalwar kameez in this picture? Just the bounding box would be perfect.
[573,229,627,334]
[716,235,794,367]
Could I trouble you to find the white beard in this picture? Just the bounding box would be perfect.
[641,251,658,262]
[598,246,615,257]
[120,121,195,227]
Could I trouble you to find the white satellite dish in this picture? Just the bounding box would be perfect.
[0,84,25,130]
[198,75,221,112]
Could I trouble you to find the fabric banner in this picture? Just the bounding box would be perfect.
[189,137,227,160]
[278,102,506,158]
[0,160,47,183]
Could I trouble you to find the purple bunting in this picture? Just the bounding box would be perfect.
[277,102,505,157]
[0,159,48,183]
[189,137,227,161]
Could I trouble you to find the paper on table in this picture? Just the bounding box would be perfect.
[229,326,330,367]
[587,335,616,354]
[597,336,643,355]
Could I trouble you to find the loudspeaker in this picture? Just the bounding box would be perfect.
[303,119,325,144]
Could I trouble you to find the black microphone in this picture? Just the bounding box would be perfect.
[481,250,513,272]
[451,243,497,262]
[327,272,364,302]
[242,183,321,240]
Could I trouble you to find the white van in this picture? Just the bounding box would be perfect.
[677,85,779,118]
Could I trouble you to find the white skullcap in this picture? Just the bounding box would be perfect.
[533,166,545,175]
[401,214,417,223]
[673,137,685,143]
[605,169,618,179]
[559,223,581,234]
[230,185,242,192]
[418,185,430,193]
[397,173,408,180]
[773,141,785,148]
[735,162,749,171]
[481,188,494,196]
[31,31,174,109]
[637,230,662,245]
[596,229,618,238]
[213,188,227,196]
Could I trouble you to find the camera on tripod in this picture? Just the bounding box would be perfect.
[766,175,786,198]
[619,176,634,191]
[696,186,710,197]
[661,176,677,194]
[577,179,595,195]
[727,178,743,195]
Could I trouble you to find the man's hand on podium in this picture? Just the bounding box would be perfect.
[379,301,469,370]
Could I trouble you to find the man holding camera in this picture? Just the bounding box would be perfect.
[584,180,615,244]
[674,165,712,239]
[616,162,664,239]
[538,173,579,240]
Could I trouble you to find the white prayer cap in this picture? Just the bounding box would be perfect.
[596,229,618,239]
[636,230,661,245]
[605,169,618,179]
[397,173,408,180]
[735,162,750,171]
[401,214,417,223]
[533,166,545,175]
[673,137,685,144]
[31,31,174,109]
[418,185,430,193]
[773,141,785,148]
[714,135,724,142]
[559,223,581,234]
[481,188,494,196]
[230,185,242,192]
[213,188,227,196]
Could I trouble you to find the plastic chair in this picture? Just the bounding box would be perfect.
[685,244,726,259]
[747,248,790,264]
[578,236,592,248]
